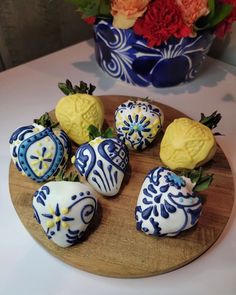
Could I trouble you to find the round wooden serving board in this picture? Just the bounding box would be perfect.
[9,95,234,278]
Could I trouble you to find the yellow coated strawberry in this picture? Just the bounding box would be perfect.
[55,80,104,145]
[160,117,217,170]
[55,93,104,145]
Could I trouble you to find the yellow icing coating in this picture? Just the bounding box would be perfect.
[89,137,104,147]
[55,216,61,222]
[71,156,75,164]
[43,163,49,169]
[160,117,216,170]
[30,148,52,176]
[55,93,104,145]
[36,149,41,156]
[49,207,55,215]
[46,220,55,228]
[117,112,123,121]
[62,221,69,229]
[61,207,69,215]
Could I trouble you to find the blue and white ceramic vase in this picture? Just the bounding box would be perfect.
[94,19,215,87]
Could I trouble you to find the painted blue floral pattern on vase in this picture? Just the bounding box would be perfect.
[94,19,215,87]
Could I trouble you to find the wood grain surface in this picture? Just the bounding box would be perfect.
[9,95,234,278]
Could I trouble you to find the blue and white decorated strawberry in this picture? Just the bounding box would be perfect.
[135,167,213,237]
[74,127,129,196]
[33,173,97,247]
[9,113,71,183]
[115,99,164,151]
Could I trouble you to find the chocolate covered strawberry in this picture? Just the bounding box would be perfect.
[33,173,97,247]
[9,113,71,182]
[74,126,129,196]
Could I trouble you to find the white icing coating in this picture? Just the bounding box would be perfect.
[135,167,203,237]
[32,181,97,247]
[74,137,129,196]
[9,123,71,182]
[115,100,164,150]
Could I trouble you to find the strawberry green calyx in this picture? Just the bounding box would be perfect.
[180,167,214,192]
[130,96,152,103]
[55,170,80,182]
[88,124,114,140]
[34,112,59,128]
[199,111,222,130]
[58,79,96,96]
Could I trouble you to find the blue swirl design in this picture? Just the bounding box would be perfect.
[68,195,97,225]
[75,138,129,194]
[94,20,149,86]
[75,143,96,178]
[135,167,203,236]
[94,20,214,87]
[9,125,34,144]
[98,138,129,172]
[33,186,97,245]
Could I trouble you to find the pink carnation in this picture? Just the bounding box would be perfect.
[111,0,150,29]
[176,0,209,27]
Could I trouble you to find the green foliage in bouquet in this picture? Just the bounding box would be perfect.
[66,0,236,45]
[66,0,111,18]
[195,0,233,30]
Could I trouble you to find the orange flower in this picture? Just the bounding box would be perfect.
[176,0,209,27]
[111,0,151,29]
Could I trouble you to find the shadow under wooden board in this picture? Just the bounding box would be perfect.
[9,95,234,278]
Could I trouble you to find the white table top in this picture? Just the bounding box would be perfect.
[1,39,236,295]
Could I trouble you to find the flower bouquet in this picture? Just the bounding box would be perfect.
[68,0,236,87]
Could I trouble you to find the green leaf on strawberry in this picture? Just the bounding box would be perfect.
[34,112,59,128]
[180,167,214,192]
[55,170,80,182]
[199,110,222,130]
[88,124,114,140]
[58,79,96,96]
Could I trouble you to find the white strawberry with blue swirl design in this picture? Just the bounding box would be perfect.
[33,181,97,247]
[74,137,129,197]
[9,114,71,183]
[135,167,203,237]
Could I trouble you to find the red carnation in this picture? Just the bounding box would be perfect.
[133,0,192,47]
[215,0,236,38]
[84,16,96,24]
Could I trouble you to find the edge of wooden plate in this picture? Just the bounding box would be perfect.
[9,95,235,278]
